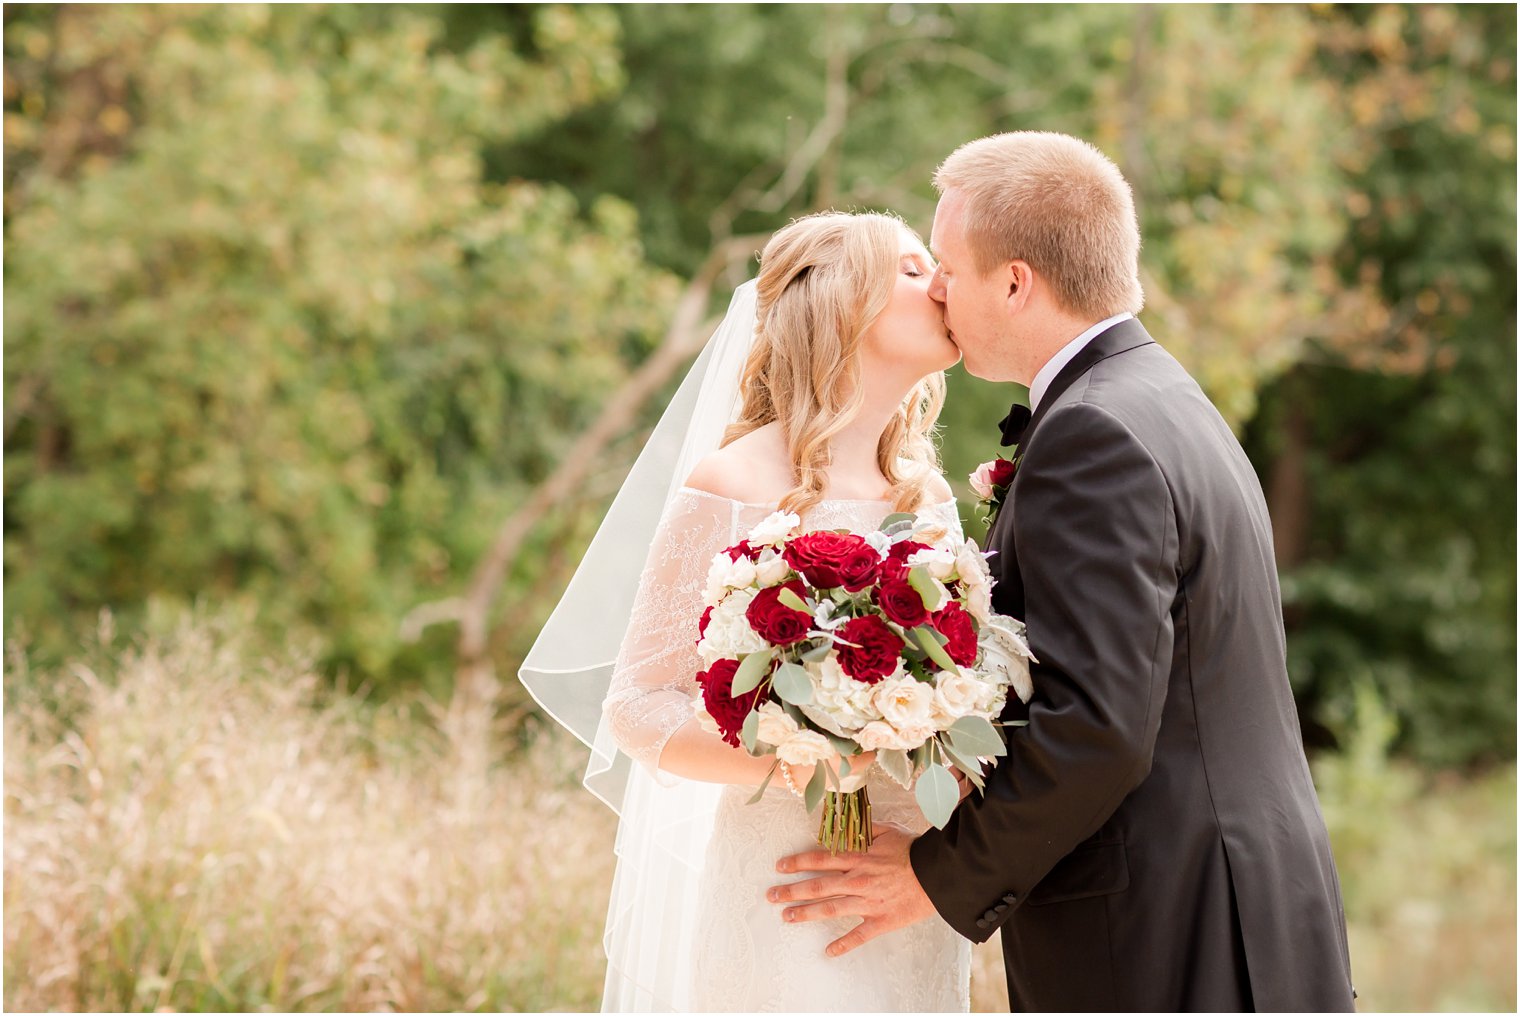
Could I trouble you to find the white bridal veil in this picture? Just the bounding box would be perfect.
[518,281,760,1012]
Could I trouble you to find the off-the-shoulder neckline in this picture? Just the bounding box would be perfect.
[676,485,958,511]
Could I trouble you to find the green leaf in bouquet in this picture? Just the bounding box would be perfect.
[947,715,1007,758]
[937,735,987,791]
[823,731,858,758]
[771,662,813,705]
[907,566,940,610]
[915,763,960,829]
[777,587,810,613]
[876,748,913,787]
[740,710,760,753]
[838,756,851,779]
[912,625,959,674]
[880,512,916,534]
[747,760,779,804]
[800,640,833,663]
[804,761,828,813]
[731,648,776,697]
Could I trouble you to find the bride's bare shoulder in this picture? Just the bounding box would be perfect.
[682,427,793,505]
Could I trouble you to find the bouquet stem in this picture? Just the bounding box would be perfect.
[817,786,873,854]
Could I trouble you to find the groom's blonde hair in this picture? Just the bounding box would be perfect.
[934,131,1144,319]
[724,211,945,518]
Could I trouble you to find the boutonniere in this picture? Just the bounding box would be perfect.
[969,456,1019,523]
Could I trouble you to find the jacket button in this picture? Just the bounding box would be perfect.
[975,917,990,929]
[982,908,1000,924]
[1002,892,1018,904]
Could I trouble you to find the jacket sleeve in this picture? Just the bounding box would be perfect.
[910,401,1180,942]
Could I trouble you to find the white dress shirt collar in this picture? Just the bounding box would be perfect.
[1028,312,1135,412]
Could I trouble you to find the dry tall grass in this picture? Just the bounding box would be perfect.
[5,617,615,1012]
[5,619,1514,1012]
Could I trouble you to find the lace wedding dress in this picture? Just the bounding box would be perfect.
[602,486,972,1013]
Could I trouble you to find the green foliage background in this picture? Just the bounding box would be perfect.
[4,4,1515,766]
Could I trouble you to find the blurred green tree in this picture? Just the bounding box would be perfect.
[1246,4,1516,765]
[3,5,681,693]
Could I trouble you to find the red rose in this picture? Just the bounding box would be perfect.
[783,532,880,591]
[725,540,762,562]
[932,602,978,668]
[880,539,931,581]
[835,615,904,684]
[988,458,1018,489]
[874,576,930,628]
[745,580,812,646]
[696,605,714,645]
[696,657,766,748]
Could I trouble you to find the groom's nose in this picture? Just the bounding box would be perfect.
[928,267,947,304]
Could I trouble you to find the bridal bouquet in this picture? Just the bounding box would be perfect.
[692,508,1035,853]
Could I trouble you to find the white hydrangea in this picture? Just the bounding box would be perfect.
[801,654,880,734]
[697,589,765,664]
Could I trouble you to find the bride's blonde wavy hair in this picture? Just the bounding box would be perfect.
[722,211,947,518]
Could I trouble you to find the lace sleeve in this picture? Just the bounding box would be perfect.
[602,488,738,774]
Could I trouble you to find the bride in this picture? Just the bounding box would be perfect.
[521,211,972,1012]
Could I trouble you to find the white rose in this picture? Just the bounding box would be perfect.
[755,553,791,587]
[907,546,957,582]
[856,720,907,752]
[704,553,758,600]
[932,670,985,725]
[748,510,801,546]
[755,702,800,747]
[955,541,992,588]
[873,676,936,732]
[775,729,834,767]
[965,580,994,624]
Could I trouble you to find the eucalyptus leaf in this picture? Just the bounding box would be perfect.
[800,640,833,663]
[938,734,987,785]
[947,715,1007,758]
[912,625,958,673]
[730,648,775,696]
[906,565,938,606]
[823,731,858,757]
[747,761,778,804]
[915,763,960,829]
[740,710,760,753]
[880,512,916,533]
[777,587,810,613]
[876,748,913,787]
[804,762,827,813]
[771,662,813,705]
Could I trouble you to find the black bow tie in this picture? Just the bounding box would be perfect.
[999,403,1032,448]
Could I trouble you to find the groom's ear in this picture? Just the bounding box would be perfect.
[1005,260,1035,311]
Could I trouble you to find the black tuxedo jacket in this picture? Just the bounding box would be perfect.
[911,319,1355,1012]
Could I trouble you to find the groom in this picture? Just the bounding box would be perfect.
[769,132,1356,1011]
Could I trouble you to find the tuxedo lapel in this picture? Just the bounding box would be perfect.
[988,317,1156,626]
[1020,317,1156,451]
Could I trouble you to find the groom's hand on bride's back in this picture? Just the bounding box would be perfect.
[768,825,939,957]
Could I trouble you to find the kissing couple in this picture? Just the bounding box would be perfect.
[522,131,1356,1013]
